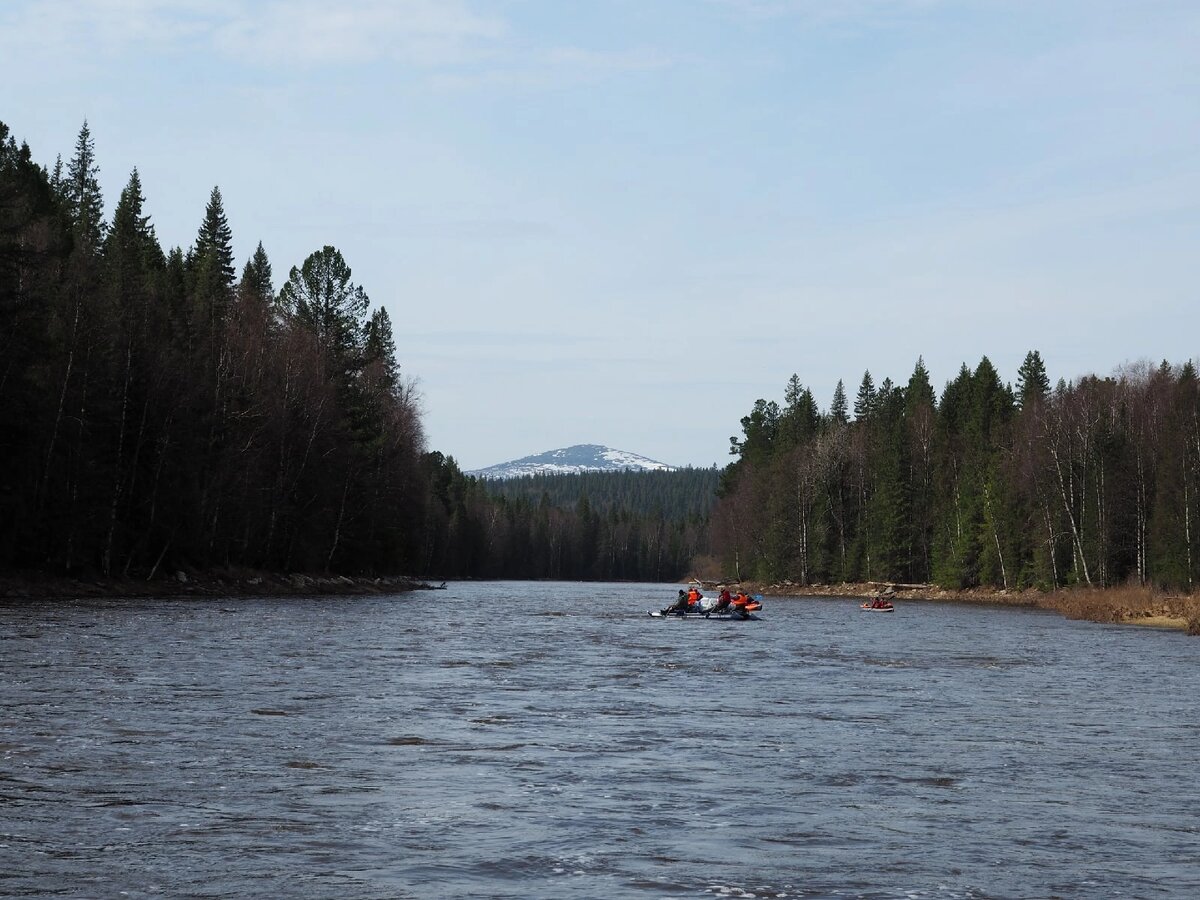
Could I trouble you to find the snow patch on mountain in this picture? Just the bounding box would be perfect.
[469,444,676,479]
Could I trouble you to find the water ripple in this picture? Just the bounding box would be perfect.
[1,583,1198,898]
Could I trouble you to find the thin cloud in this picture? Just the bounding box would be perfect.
[0,0,223,56]
[430,44,675,91]
[710,0,947,25]
[2,0,674,81]
[542,46,674,73]
[0,0,505,67]
[213,0,506,67]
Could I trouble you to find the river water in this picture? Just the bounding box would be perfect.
[1,580,1197,899]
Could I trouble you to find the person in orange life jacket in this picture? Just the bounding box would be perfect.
[687,586,703,608]
[731,589,754,618]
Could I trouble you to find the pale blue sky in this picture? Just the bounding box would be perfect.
[3,0,1198,470]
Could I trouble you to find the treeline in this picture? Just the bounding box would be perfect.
[480,468,720,520]
[1,121,427,576]
[1,119,711,583]
[712,355,1200,592]
[418,455,708,581]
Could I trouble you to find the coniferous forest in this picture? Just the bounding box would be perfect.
[5,120,1198,592]
[0,120,706,582]
[711,359,1200,592]
[432,467,717,581]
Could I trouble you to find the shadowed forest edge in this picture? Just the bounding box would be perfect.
[3,121,1199,631]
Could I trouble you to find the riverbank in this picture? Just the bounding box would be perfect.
[737,580,1200,634]
[0,569,444,601]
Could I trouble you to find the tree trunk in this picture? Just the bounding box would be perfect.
[1049,444,1092,586]
[103,336,133,576]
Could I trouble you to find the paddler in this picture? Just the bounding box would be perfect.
[709,586,733,614]
[731,589,753,618]
[663,589,691,616]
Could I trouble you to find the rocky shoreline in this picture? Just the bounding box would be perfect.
[734,580,1200,635]
[0,569,445,602]
[5,570,1197,636]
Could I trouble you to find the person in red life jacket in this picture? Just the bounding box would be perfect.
[709,587,733,614]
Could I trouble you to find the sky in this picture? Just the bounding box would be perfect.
[3,0,1198,471]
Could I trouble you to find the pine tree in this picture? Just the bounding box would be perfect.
[783,373,803,409]
[729,399,780,466]
[278,245,370,369]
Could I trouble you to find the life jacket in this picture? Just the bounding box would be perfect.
[687,588,701,603]
[732,592,749,607]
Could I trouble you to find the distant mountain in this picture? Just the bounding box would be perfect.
[468,444,676,479]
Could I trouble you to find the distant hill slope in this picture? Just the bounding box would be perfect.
[468,444,675,480]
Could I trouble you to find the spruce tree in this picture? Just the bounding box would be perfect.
[854,371,876,421]
[239,241,273,303]
[904,357,937,581]
[830,379,849,424]
[189,185,236,341]
[49,154,65,204]
[193,186,235,287]
[364,306,399,390]
[99,169,164,575]
[1016,350,1050,409]
[780,374,819,449]
[104,170,159,286]
[905,357,936,410]
[65,120,105,251]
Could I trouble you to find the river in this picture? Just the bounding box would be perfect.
[1,580,1197,898]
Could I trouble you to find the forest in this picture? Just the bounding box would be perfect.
[710,357,1200,592]
[419,466,716,581]
[0,120,707,582]
[6,119,1198,592]
[481,468,719,520]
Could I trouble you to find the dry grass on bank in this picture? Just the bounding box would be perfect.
[1039,584,1200,631]
[714,578,1200,634]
